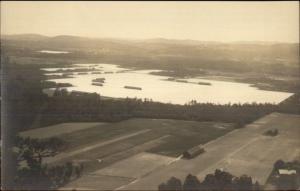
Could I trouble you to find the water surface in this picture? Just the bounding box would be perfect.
[38,50,70,54]
[42,63,293,105]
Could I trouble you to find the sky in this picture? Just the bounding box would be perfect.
[1,1,299,42]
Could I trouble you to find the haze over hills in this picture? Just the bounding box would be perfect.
[2,34,299,54]
[1,34,299,78]
[2,33,299,44]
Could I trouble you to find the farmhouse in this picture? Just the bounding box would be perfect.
[182,145,205,159]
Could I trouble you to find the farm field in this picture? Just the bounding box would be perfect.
[19,122,106,139]
[93,152,176,179]
[120,113,300,190]
[62,152,177,190]
[44,129,152,164]
[22,113,300,191]
[196,113,300,183]
[51,119,233,174]
[43,118,234,189]
[41,118,234,159]
[68,134,172,174]
[60,174,134,191]
[148,122,233,157]
[24,118,232,154]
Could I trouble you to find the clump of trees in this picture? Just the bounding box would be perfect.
[267,160,300,190]
[13,136,84,190]
[37,88,300,130]
[263,129,278,136]
[2,59,48,131]
[15,136,66,164]
[278,93,300,114]
[158,169,261,191]
[41,81,73,88]
[38,88,279,128]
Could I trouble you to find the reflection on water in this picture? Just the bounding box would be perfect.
[42,63,293,105]
[38,50,70,54]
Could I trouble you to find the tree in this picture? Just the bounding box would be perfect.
[159,170,260,191]
[214,169,234,190]
[13,136,79,190]
[64,162,74,183]
[16,136,65,165]
[274,159,285,171]
[166,177,182,191]
[276,174,298,190]
[234,175,253,190]
[201,173,216,190]
[158,182,168,191]
[75,166,81,178]
[253,181,261,191]
[158,177,182,191]
[182,174,201,191]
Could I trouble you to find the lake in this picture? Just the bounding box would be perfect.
[42,63,293,105]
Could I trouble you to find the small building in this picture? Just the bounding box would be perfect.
[279,169,297,175]
[182,145,205,159]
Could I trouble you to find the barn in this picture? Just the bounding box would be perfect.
[182,145,205,159]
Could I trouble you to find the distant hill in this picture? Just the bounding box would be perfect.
[1,34,299,76]
[1,34,50,41]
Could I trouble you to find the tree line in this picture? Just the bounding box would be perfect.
[268,160,300,190]
[37,88,278,129]
[158,169,261,191]
[7,136,83,190]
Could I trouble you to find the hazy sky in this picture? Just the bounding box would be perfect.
[1,1,299,42]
